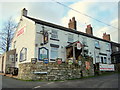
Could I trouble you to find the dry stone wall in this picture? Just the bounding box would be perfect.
[18,57,94,81]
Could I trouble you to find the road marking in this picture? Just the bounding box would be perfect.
[34,86,41,88]
[60,81,64,82]
[47,82,54,85]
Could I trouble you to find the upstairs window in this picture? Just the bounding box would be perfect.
[95,41,100,49]
[51,30,58,40]
[13,41,16,49]
[106,43,110,51]
[68,34,73,43]
[20,48,27,62]
[82,37,87,46]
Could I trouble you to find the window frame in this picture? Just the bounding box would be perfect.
[19,47,27,62]
[50,47,58,61]
[95,41,100,49]
[51,30,58,40]
[68,34,74,43]
[82,37,87,46]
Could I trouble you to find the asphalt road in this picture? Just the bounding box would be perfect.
[1,73,119,89]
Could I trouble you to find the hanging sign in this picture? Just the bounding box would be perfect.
[17,26,26,37]
[43,31,48,44]
[44,58,49,64]
[85,61,90,70]
[77,41,82,50]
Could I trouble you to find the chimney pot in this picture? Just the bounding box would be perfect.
[103,33,111,41]
[21,8,27,16]
[68,17,77,30]
[86,24,93,35]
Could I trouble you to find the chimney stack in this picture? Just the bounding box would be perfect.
[103,32,111,41]
[86,24,93,35]
[21,8,27,16]
[68,17,77,30]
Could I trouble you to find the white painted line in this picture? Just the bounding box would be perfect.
[60,81,64,82]
[47,82,54,85]
[34,86,41,88]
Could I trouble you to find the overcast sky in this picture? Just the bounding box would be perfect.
[0,0,119,44]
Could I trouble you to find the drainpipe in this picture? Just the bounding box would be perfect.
[73,45,76,62]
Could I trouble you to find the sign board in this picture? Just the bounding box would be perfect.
[44,58,49,64]
[31,58,37,64]
[43,31,48,44]
[17,26,26,37]
[57,58,62,64]
[85,61,90,70]
[78,61,82,65]
[68,59,73,65]
[38,47,48,61]
[99,64,115,71]
[77,41,82,50]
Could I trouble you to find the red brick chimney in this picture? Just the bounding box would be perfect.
[103,32,111,41]
[86,24,93,35]
[68,17,77,30]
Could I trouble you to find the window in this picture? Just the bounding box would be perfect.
[68,34,73,43]
[95,41,100,48]
[82,37,87,46]
[13,41,16,49]
[103,57,107,64]
[51,47,58,60]
[101,56,107,64]
[108,58,111,64]
[20,48,27,62]
[51,30,58,39]
[38,47,48,61]
[101,57,103,63]
[16,54,18,62]
[9,55,14,62]
[116,47,119,51]
[106,43,110,51]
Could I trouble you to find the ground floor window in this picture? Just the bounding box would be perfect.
[50,47,58,61]
[20,48,27,62]
[101,56,107,64]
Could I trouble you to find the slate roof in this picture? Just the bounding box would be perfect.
[25,16,120,45]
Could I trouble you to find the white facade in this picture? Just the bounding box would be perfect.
[11,15,112,68]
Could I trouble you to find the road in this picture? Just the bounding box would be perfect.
[1,73,119,89]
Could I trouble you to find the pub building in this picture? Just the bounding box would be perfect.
[0,8,119,78]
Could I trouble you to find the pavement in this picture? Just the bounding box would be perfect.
[1,73,119,89]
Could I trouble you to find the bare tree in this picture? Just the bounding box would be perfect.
[0,17,17,53]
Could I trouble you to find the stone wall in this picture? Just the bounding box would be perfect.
[18,57,94,81]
